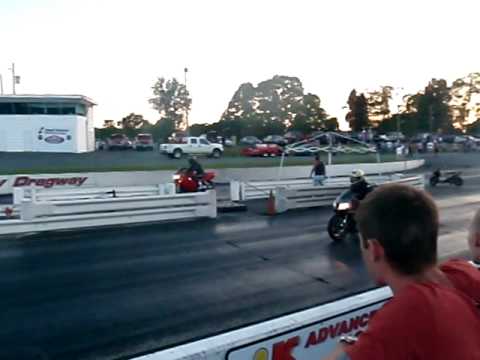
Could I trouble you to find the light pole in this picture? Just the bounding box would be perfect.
[184,67,189,135]
[9,63,16,95]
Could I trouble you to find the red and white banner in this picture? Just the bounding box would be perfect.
[227,301,386,360]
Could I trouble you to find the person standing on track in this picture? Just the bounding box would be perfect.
[311,154,326,186]
[323,184,480,360]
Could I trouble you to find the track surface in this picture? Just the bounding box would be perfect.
[0,154,479,360]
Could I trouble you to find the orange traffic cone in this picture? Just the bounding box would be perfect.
[267,190,276,216]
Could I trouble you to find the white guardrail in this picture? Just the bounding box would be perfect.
[230,174,405,202]
[133,287,393,360]
[273,176,425,214]
[0,188,216,236]
[12,184,177,204]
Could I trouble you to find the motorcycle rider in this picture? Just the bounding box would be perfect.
[187,156,206,186]
[350,169,371,201]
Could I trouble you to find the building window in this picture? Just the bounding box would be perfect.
[61,104,76,115]
[12,103,29,114]
[0,101,89,115]
[0,103,13,114]
[46,104,62,115]
[30,104,46,114]
[76,104,87,116]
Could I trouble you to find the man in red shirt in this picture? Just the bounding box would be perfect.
[468,208,480,266]
[323,184,480,360]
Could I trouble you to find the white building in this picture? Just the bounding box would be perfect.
[0,95,96,153]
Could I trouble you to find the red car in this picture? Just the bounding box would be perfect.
[241,144,283,157]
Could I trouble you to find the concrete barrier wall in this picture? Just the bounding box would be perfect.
[132,287,393,360]
[216,159,424,182]
[0,160,424,195]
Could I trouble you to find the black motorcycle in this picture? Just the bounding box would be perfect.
[327,185,375,241]
[429,169,463,187]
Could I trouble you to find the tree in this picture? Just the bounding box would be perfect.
[149,77,191,131]
[149,119,176,143]
[189,123,210,136]
[324,117,339,131]
[365,86,393,125]
[289,93,328,133]
[346,89,369,131]
[449,72,480,131]
[119,113,149,129]
[402,79,452,133]
[103,120,115,128]
[220,75,327,138]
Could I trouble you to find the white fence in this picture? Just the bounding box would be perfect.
[133,287,393,360]
[231,175,403,201]
[13,184,176,204]
[273,176,425,213]
[0,160,425,195]
[0,190,216,236]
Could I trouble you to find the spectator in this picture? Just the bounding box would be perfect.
[323,184,480,360]
[468,208,480,265]
[311,154,326,186]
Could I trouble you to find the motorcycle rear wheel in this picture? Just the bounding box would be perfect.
[451,177,463,186]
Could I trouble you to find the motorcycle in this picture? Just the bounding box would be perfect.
[327,185,375,241]
[429,169,463,187]
[173,168,216,193]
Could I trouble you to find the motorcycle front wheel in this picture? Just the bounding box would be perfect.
[328,214,349,242]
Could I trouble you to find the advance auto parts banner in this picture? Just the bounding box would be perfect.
[227,300,387,360]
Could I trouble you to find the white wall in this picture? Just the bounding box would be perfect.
[86,106,95,151]
[0,115,88,153]
[0,160,424,195]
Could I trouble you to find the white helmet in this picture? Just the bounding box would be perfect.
[352,169,365,178]
[351,169,365,183]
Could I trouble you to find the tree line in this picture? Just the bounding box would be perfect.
[96,72,480,142]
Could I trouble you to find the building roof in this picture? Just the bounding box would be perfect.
[0,94,96,106]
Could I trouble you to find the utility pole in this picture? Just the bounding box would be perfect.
[429,104,433,133]
[9,63,16,95]
[184,67,189,136]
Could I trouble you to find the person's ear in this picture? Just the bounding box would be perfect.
[368,239,385,263]
[475,233,480,247]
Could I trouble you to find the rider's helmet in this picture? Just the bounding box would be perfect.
[350,169,365,184]
[188,155,197,165]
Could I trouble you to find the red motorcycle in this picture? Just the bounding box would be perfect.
[173,168,216,193]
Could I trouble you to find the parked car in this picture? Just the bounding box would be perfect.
[241,143,283,157]
[263,135,287,146]
[284,131,304,144]
[201,133,234,147]
[133,133,154,151]
[160,137,224,159]
[387,132,405,141]
[107,134,132,150]
[95,140,106,151]
[240,136,262,146]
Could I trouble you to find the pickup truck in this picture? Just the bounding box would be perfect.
[160,137,224,159]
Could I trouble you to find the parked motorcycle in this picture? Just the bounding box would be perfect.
[173,168,216,193]
[429,169,463,187]
[327,185,375,241]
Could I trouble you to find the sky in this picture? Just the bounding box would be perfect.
[0,0,479,129]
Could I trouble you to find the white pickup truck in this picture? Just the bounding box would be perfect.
[160,137,224,159]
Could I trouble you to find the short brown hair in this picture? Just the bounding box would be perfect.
[355,183,438,275]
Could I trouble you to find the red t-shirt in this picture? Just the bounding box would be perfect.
[345,260,480,360]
